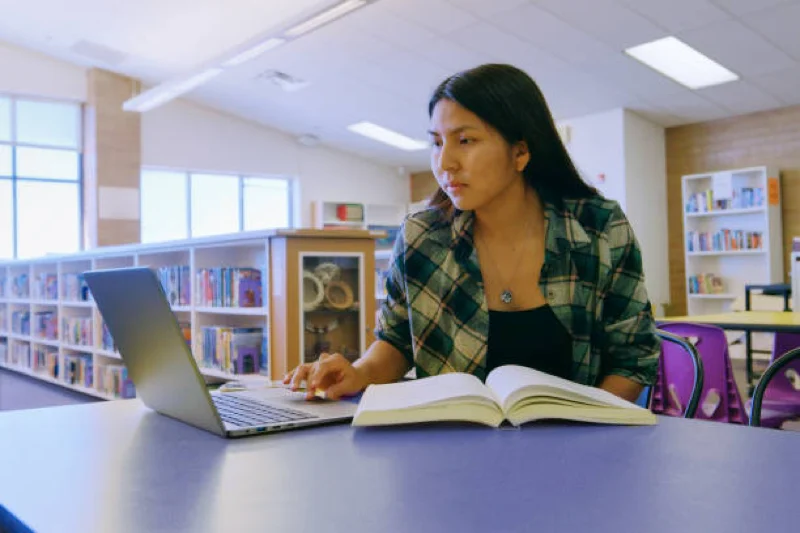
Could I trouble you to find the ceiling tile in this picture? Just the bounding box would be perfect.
[652,90,730,124]
[679,18,797,76]
[342,1,437,51]
[744,3,800,60]
[578,52,688,100]
[622,0,732,32]
[531,0,669,49]
[445,23,570,85]
[544,71,631,120]
[489,3,617,66]
[410,37,496,73]
[748,65,800,106]
[710,0,795,15]
[344,48,450,107]
[697,80,784,115]
[381,0,478,34]
[444,0,531,18]
[304,16,399,63]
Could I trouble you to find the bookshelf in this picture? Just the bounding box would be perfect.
[682,166,784,317]
[0,228,381,401]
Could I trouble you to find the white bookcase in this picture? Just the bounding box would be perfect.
[682,165,784,317]
[0,229,380,401]
[0,232,274,401]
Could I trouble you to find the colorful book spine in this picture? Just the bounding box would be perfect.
[62,273,89,302]
[196,267,263,308]
[10,342,30,367]
[685,187,766,213]
[688,274,726,294]
[61,317,93,346]
[33,311,58,340]
[33,346,58,378]
[199,326,266,375]
[96,364,136,398]
[32,274,58,300]
[157,265,191,306]
[62,353,92,387]
[101,320,115,352]
[686,229,763,252]
[11,311,30,335]
[11,274,29,298]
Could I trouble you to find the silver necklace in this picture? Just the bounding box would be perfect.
[476,229,527,305]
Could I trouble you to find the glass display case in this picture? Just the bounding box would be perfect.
[268,229,381,379]
[300,253,364,364]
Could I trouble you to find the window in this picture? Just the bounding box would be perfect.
[243,177,290,231]
[0,95,82,259]
[140,169,293,243]
[140,170,188,244]
[191,173,240,238]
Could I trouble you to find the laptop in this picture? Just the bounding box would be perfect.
[83,267,357,438]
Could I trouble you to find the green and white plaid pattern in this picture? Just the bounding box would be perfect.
[376,196,660,386]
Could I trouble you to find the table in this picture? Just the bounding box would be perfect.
[659,311,800,394]
[0,400,798,533]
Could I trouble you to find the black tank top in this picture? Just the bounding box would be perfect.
[485,305,573,379]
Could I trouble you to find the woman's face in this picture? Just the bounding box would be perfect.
[429,99,529,211]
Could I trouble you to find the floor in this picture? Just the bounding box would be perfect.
[0,368,100,411]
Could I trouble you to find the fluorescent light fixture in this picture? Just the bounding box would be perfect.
[285,0,367,38]
[625,36,739,90]
[123,68,224,112]
[348,121,428,151]
[221,37,286,67]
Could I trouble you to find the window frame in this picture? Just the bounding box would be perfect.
[0,93,84,259]
[140,166,295,243]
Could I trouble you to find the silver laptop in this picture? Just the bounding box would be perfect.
[83,267,357,438]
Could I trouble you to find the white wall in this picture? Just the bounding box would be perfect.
[560,108,669,314]
[140,99,410,227]
[623,110,669,314]
[560,109,626,210]
[0,42,86,101]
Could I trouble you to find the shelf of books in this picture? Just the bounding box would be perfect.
[682,166,785,362]
[0,229,382,401]
[0,231,277,402]
[682,166,784,317]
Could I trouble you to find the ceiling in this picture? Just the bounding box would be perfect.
[1,0,799,171]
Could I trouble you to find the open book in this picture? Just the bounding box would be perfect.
[352,365,656,428]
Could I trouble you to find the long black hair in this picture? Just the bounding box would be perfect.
[428,63,596,212]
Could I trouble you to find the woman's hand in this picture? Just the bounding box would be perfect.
[282,353,369,401]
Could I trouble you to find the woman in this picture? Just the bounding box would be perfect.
[284,63,660,403]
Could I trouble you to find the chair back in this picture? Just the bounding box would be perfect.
[766,332,800,398]
[649,329,704,418]
[652,322,747,424]
[750,347,800,427]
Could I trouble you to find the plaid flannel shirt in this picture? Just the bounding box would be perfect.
[375,195,660,386]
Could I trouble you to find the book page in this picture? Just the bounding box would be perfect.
[486,365,644,414]
[357,372,498,411]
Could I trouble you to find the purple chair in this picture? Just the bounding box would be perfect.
[750,346,800,427]
[652,322,747,424]
[645,329,704,418]
[748,332,800,428]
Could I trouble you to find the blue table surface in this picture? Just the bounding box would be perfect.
[0,399,798,533]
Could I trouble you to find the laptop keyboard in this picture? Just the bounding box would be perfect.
[212,393,317,427]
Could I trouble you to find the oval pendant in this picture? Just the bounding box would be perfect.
[500,290,513,304]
